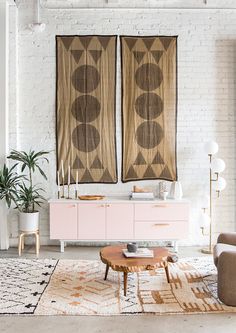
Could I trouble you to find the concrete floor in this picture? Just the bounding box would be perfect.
[0,245,236,333]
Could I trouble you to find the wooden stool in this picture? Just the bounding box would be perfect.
[18,230,40,256]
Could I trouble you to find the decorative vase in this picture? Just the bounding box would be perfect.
[162,191,168,201]
[19,211,39,232]
[169,181,183,200]
[127,242,138,253]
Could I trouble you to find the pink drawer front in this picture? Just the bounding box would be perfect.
[134,203,189,221]
[78,203,106,240]
[106,204,134,239]
[50,203,77,240]
[135,221,188,240]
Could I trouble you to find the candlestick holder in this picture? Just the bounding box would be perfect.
[61,178,65,198]
[67,184,71,199]
[75,189,78,199]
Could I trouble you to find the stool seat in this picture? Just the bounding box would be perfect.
[18,230,40,256]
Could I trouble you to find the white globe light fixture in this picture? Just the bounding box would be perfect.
[29,0,46,33]
[211,158,226,174]
[214,177,227,192]
[200,211,210,229]
[204,141,219,155]
[201,141,226,254]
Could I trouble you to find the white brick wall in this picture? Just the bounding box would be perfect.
[8,0,236,246]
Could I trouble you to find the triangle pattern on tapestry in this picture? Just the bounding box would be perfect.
[81,168,93,182]
[134,152,147,165]
[143,165,156,178]
[73,156,85,169]
[79,36,93,49]
[142,38,156,50]
[71,50,84,63]
[61,37,74,51]
[124,37,138,51]
[152,151,165,165]
[133,51,146,64]
[97,36,111,50]
[160,37,173,51]
[89,50,102,64]
[125,165,138,179]
[160,166,172,179]
[90,156,104,169]
[100,168,113,182]
[151,50,164,64]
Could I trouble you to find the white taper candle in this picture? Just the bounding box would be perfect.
[61,160,64,179]
[76,170,78,190]
[68,165,70,185]
[57,171,60,190]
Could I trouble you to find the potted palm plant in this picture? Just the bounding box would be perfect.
[0,149,49,232]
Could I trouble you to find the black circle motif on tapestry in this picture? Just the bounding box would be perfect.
[135,93,163,120]
[135,63,163,91]
[72,65,100,93]
[72,124,100,152]
[136,121,164,149]
[71,95,101,123]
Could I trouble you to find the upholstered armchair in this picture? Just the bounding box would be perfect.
[213,232,236,306]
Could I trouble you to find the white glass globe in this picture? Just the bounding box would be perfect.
[202,195,210,209]
[214,177,227,192]
[204,141,218,155]
[199,211,210,228]
[211,158,226,174]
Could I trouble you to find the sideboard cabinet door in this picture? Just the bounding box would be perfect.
[78,203,106,240]
[106,204,134,240]
[50,203,77,240]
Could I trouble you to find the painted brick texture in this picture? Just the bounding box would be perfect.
[8,0,236,246]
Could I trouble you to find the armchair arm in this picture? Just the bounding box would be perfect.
[217,232,236,246]
[217,251,236,306]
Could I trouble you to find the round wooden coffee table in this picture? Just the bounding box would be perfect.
[100,245,172,296]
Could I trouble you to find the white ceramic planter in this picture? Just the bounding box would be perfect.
[19,211,39,232]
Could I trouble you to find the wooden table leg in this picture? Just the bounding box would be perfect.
[123,272,128,296]
[164,262,170,283]
[104,264,109,280]
[18,234,23,256]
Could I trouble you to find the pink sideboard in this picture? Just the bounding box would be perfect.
[49,198,190,252]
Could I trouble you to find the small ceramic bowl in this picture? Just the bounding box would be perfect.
[127,242,138,253]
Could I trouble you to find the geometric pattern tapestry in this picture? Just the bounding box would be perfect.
[120,36,177,182]
[56,35,117,184]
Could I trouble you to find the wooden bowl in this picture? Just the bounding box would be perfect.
[78,195,105,201]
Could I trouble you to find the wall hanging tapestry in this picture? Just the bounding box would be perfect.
[1,257,236,315]
[56,35,117,183]
[120,36,177,182]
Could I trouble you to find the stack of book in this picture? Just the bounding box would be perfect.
[130,191,154,200]
[123,248,154,258]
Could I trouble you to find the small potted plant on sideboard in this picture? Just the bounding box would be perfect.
[0,149,49,232]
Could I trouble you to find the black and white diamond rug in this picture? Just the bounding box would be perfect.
[0,258,57,314]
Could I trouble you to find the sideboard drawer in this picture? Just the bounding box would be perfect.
[50,203,78,240]
[134,221,188,240]
[78,203,106,240]
[134,203,189,221]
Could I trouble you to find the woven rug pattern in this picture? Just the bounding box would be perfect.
[0,257,236,315]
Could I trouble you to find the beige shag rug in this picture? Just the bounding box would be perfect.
[1,257,236,315]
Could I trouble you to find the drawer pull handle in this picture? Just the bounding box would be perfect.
[153,223,170,227]
[153,205,167,208]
